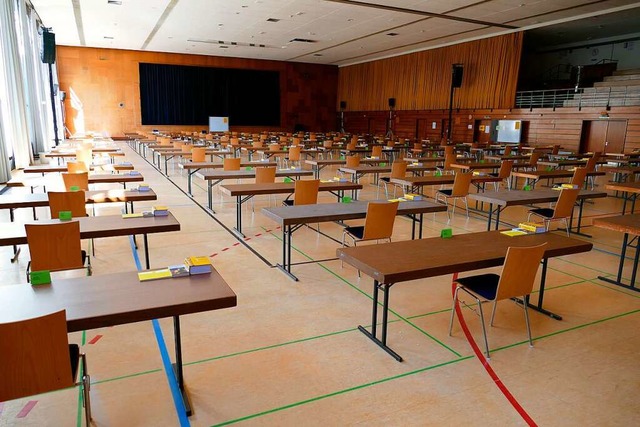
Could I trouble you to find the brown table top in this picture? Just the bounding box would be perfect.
[402,157,446,163]
[262,200,446,226]
[305,158,386,166]
[593,214,640,235]
[468,189,607,206]
[338,165,436,175]
[450,162,502,170]
[0,189,157,210]
[196,169,313,181]
[178,161,277,170]
[0,270,236,331]
[601,166,640,174]
[24,163,134,173]
[0,212,180,247]
[220,181,362,197]
[391,174,502,187]
[337,231,593,284]
[512,170,605,180]
[154,149,231,157]
[605,182,640,193]
[88,173,144,184]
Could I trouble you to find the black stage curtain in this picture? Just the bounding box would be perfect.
[139,63,280,126]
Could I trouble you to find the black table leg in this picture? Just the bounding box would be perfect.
[358,280,403,361]
[143,233,150,269]
[172,315,192,416]
[276,225,299,281]
[515,258,562,320]
[598,234,639,292]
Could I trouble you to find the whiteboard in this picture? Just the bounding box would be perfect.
[496,120,522,143]
[209,116,229,132]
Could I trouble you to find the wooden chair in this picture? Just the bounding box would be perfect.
[283,179,320,206]
[503,145,512,156]
[62,172,89,191]
[48,191,87,218]
[252,166,277,211]
[223,157,241,171]
[0,310,92,426]
[286,146,302,168]
[345,155,360,168]
[346,141,357,151]
[551,145,560,155]
[25,221,91,281]
[449,243,547,358]
[528,188,580,235]
[438,153,456,175]
[378,161,408,198]
[570,166,588,187]
[527,152,541,171]
[75,146,92,168]
[435,172,473,221]
[371,145,383,158]
[252,140,264,149]
[67,161,89,173]
[191,147,206,163]
[585,152,601,189]
[489,160,514,190]
[341,201,399,275]
[410,142,423,158]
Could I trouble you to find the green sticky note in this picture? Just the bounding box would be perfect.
[380,162,387,167]
[480,160,485,163]
[30,270,51,285]
[69,186,80,192]
[523,185,532,191]
[435,170,442,177]
[546,167,553,171]
[340,155,345,160]
[245,166,253,171]
[341,196,352,203]
[58,211,72,221]
[283,177,293,183]
[440,228,453,239]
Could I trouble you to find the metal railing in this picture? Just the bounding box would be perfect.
[515,86,640,110]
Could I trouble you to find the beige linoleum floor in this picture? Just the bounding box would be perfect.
[1,141,639,426]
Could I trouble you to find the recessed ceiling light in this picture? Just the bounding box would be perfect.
[387,32,399,36]
[220,46,228,49]
[242,5,248,7]
[266,18,280,22]
[347,18,354,22]
[107,0,122,5]
[313,54,322,56]
[104,36,114,39]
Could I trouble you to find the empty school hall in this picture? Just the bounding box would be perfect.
[1,1,639,426]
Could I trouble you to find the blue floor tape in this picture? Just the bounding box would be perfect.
[129,235,190,427]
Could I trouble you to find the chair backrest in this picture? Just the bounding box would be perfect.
[444,145,455,156]
[346,141,357,151]
[269,143,281,152]
[413,142,422,150]
[323,140,333,149]
[444,153,456,170]
[288,146,301,161]
[255,166,276,183]
[503,146,512,156]
[230,137,240,146]
[191,147,206,162]
[529,152,541,167]
[75,147,92,167]
[181,144,192,153]
[62,172,89,191]
[293,179,320,205]
[451,172,473,197]
[67,161,89,173]
[0,310,73,402]
[551,145,560,155]
[390,161,408,179]
[25,221,84,272]
[252,140,263,148]
[585,153,600,171]
[346,155,360,168]
[223,157,241,171]
[552,188,580,219]
[48,191,87,218]
[498,160,514,179]
[570,167,588,186]
[363,201,399,240]
[371,145,383,158]
[496,243,547,301]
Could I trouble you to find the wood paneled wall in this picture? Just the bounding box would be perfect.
[343,106,640,152]
[56,47,338,136]
[337,33,523,111]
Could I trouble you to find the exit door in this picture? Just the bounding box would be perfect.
[580,120,627,153]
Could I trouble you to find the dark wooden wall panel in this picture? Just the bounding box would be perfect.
[338,33,523,111]
[57,47,338,136]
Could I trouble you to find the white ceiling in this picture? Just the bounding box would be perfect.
[30,0,640,66]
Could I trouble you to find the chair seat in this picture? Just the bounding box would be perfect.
[488,172,498,178]
[529,207,554,218]
[69,344,80,380]
[379,177,390,183]
[455,273,500,300]
[344,225,365,239]
[437,189,453,196]
[282,199,294,206]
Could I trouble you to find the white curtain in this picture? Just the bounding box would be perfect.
[0,0,33,168]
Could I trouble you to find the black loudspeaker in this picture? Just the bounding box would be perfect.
[340,101,347,110]
[41,31,56,64]
[388,98,396,108]
[452,64,463,88]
